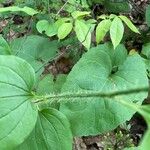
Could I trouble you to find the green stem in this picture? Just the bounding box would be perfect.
[34,87,149,104]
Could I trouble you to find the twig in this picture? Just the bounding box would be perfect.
[56,0,69,16]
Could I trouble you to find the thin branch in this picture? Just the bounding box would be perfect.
[56,0,69,16]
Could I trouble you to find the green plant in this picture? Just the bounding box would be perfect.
[36,11,139,49]
[0,1,150,150]
[101,131,134,149]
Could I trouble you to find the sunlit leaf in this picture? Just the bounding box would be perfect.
[110,17,124,49]
[58,22,73,39]
[119,15,140,33]
[96,19,111,44]
[74,19,91,49]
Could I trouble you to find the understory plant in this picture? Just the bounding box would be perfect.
[0,1,150,150]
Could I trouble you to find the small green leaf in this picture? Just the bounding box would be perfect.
[71,11,90,19]
[0,6,38,16]
[0,55,38,149]
[45,23,58,37]
[96,19,111,44]
[74,19,91,49]
[109,14,117,19]
[146,5,150,27]
[119,15,140,33]
[0,35,11,55]
[36,20,57,37]
[54,18,72,28]
[21,6,38,15]
[86,19,97,24]
[98,14,107,20]
[110,16,124,49]
[16,108,72,150]
[86,19,97,32]
[58,22,73,39]
[36,20,49,34]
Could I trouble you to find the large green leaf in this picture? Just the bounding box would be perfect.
[124,147,139,150]
[141,43,150,59]
[110,17,124,49]
[137,105,150,150]
[141,43,150,77]
[0,35,11,55]
[0,55,38,149]
[16,108,72,150]
[140,130,150,150]
[60,43,148,136]
[10,35,58,76]
[37,74,67,95]
[36,74,67,109]
[74,19,91,49]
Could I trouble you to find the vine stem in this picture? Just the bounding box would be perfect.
[34,87,149,104]
[56,0,69,16]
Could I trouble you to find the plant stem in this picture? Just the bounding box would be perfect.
[56,0,69,16]
[34,87,149,104]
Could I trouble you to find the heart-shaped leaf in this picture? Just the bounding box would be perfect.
[60,43,148,136]
[36,20,50,34]
[16,108,72,150]
[58,22,73,39]
[0,55,38,149]
[36,20,58,37]
[10,35,58,77]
